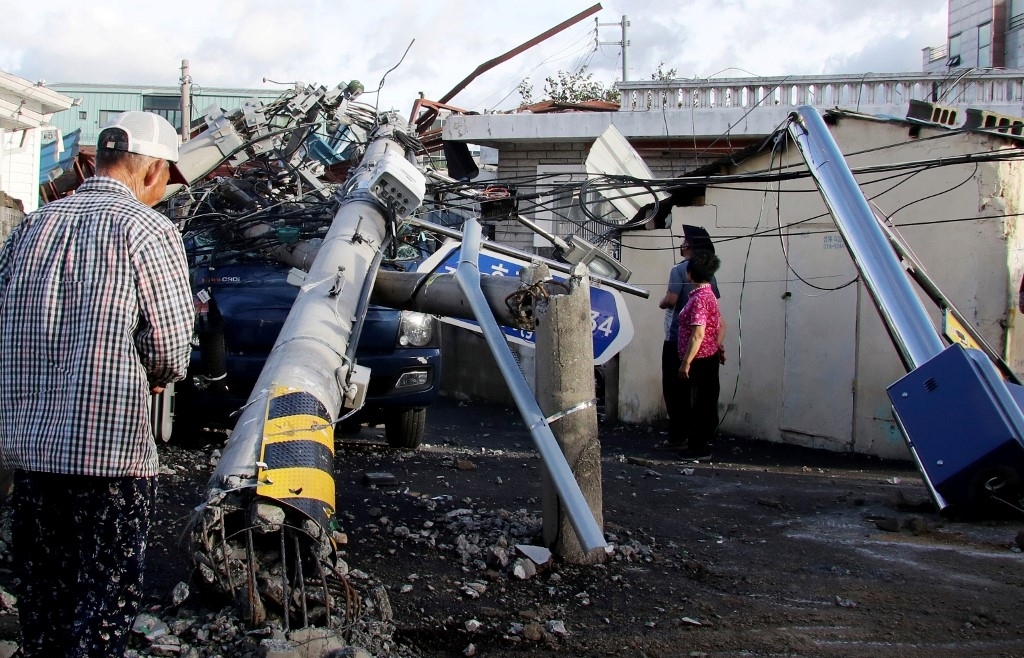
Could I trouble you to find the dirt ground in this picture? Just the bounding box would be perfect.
[5,396,1023,657]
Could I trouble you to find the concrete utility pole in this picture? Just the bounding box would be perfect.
[535,263,605,564]
[597,15,630,82]
[179,59,191,142]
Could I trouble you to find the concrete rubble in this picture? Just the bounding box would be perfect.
[0,438,665,657]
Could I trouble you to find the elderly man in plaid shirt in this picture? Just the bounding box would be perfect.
[0,111,194,657]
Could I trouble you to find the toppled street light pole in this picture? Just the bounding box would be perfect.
[192,114,426,627]
[787,106,1024,513]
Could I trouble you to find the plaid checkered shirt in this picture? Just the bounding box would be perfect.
[0,177,194,477]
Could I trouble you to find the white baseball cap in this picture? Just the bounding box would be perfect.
[99,111,188,185]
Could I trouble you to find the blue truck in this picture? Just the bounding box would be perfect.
[160,232,442,450]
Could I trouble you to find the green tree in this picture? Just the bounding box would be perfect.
[517,65,621,106]
[651,62,677,81]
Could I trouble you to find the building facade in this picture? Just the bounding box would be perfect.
[922,0,1024,71]
[443,72,1024,459]
[46,83,282,147]
[0,71,73,214]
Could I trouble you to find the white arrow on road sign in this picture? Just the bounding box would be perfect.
[418,241,634,365]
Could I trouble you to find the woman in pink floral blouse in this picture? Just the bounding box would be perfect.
[676,250,726,461]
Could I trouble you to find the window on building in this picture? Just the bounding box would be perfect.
[142,95,182,130]
[978,22,992,67]
[78,111,87,120]
[98,110,121,127]
[948,32,962,67]
[535,165,619,258]
[1012,0,1024,29]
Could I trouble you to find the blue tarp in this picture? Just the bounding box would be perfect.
[39,129,81,185]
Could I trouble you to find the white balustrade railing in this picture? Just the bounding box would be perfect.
[617,71,1024,113]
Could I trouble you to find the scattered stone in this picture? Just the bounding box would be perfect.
[485,545,510,570]
[545,619,569,637]
[465,619,483,633]
[456,459,478,470]
[132,613,170,641]
[253,503,286,531]
[367,585,394,623]
[680,616,702,626]
[259,638,299,658]
[835,595,858,608]
[363,472,397,486]
[643,469,662,478]
[170,582,189,606]
[522,622,544,641]
[463,643,477,656]
[149,635,182,656]
[0,587,15,612]
[512,558,537,580]
[465,581,487,596]
[288,626,346,658]
[0,642,17,658]
[515,544,552,566]
[755,498,783,509]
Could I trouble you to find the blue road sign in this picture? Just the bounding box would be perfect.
[418,242,634,365]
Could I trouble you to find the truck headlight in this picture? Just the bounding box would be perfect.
[399,311,433,347]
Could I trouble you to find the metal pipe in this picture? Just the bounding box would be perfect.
[786,107,945,371]
[371,269,562,327]
[455,218,606,553]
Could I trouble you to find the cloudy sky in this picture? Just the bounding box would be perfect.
[2,0,948,113]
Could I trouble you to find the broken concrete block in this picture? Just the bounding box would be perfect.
[287,627,347,658]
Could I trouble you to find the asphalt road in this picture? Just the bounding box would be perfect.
[16,395,1017,657]
[321,397,1024,657]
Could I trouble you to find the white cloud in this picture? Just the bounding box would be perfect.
[1,0,948,113]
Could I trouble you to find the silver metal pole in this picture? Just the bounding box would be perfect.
[180,60,191,142]
[455,218,607,553]
[210,124,406,485]
[786,107,945,371]
[621,16,629,83]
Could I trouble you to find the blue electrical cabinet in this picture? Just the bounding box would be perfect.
[887,344,1024,512]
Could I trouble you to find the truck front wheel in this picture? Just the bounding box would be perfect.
[385,408,426,449]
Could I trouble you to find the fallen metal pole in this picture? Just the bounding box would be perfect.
[787,107,945,371]
[455,217,606,553]
[193,116,421,625]
[787,106,1024,514]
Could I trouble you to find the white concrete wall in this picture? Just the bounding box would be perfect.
[0,127,41,213]
[620,116,1024,458]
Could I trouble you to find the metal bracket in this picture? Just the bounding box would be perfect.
[544,398,597,424]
